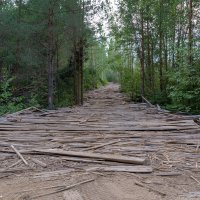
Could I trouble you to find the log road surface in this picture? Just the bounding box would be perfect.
[0,83,200,200]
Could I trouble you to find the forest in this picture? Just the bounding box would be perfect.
[0,0,200,115]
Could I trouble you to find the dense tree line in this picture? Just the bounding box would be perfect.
[0,0,108,114]
[109,0,200,113]
[0,0,199,115]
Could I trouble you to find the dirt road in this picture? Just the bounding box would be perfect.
[0,83,200,200]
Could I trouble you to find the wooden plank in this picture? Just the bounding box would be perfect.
[31,158,47,168]
[83,140,121,151]
[34,149,147,165]
[87,166,153,173]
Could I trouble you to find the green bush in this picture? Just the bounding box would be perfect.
[84,67,106,91]
[120,66,141,101]
[0,68,25,115]
[105,70,119,83]
[167,65,200,113]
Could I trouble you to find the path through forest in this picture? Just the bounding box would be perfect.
[0,83,200,200]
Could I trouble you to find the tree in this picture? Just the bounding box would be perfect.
[109,0,200,113]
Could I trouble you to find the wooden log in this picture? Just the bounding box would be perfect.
[60,157,106,164]
[11,145,28,166]
[141,96,154,107]
[83,140,121,151]
[31,158,47,168]
[34,149,147,165]
[155,172,182,176]
[87,166,153,173]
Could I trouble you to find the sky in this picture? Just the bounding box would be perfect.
[90,0,119,38]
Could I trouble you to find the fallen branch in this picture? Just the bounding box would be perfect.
[11,145,28,166]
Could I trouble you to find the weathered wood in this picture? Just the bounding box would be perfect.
[0,83,199,197]
[34,149,147,165]
[155,172,182,176]
[141,96,154,107]
[31,158,47,168]
[87,166,153,173]
[83,140,121,151]
[60,157,106,164]
[11,145,28,166]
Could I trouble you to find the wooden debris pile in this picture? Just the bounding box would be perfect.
[0,83,199,199]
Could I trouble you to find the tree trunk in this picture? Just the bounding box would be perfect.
[80,39,84,105]
[47,6,54,110]
[73,40,83,106]
[140,10,145,97]
[159,0,163,92]
[151,38,155,97]
[188,0,193,66]
[147,18,152,90]
[14,0,22,74]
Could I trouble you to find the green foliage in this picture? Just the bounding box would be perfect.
[105,70,119,83]
[0,0,94,112]
[120,66,141,101]
[167,65,200,113]
[0,68,24,115]
[108,0,200,114]
[83,66,107,91]
[84,67,98,91]
[83,41,109,91]
[54,67,74,107]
